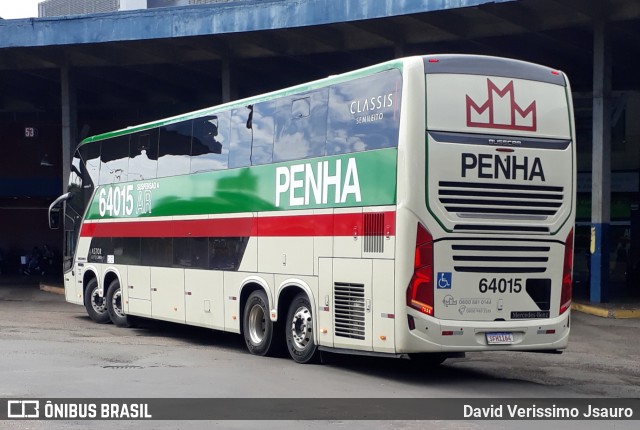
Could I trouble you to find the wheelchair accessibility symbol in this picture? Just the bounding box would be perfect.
[437,272,452,289]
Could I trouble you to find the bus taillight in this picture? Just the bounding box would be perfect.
[560,228,574,315]
[407,223,434,316]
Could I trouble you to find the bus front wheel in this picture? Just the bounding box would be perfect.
[84,278,110,324]
[285,293,319,364]
[243,290,279,356]
[106,279,133,328]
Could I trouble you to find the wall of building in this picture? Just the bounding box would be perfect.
[39,0,119,17]
[0,121,63,273]
[120,0,148,11]
[39,0,240,17]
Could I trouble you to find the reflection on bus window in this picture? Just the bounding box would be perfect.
[274,89,328,162]
[158,120,192,177]
[69,152,82,190]
[128,129,159,181]
[99,136,130,185]
[327,69,402,156]
[229,107,252,168]
[191,113,230,173]
[249,102,276,166]
[79,142,101,188]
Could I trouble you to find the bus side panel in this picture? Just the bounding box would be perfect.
[317,257,334,348]
[128,266,151,300]
[257,210,314,276]
[65,265,81,305]
[184,269,225,330]
[372,259,395,353]
[127,265,152,317]
[237,236,258,273]
[258,237,314,275]
[313,209,334,276]
[333,208,363,258]
[150,267,185,324]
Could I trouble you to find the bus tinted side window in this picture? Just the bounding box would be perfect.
[327,69,402,155]
[128,129,159,181]
[112,237,141,265]
[99,136,130,185]
[157,120,192,178]
[141,238,172,267]
[191,112,230,173]
[229,107,252,168]
[79,142,101,188]
[249,101,276,166]
[273,89,328,162]
[173,237,209,269]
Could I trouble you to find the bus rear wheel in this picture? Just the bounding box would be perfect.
[84,278,110,324]
[285,293,319,364]
[243,290,279,356]
[106,279,133,328]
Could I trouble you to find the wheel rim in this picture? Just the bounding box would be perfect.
[112,288,124,318]
[290,306,312,350]
[91,288,107,314]
[248,304,266,345]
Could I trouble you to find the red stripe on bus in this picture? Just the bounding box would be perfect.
[80,212,396,238]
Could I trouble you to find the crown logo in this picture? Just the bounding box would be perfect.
[466,79,537,131]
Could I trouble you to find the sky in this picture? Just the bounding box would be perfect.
[0,0,40,19]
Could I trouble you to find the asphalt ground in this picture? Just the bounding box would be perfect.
[0,277,639,429]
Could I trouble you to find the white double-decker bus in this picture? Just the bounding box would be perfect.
[50,55,576,364]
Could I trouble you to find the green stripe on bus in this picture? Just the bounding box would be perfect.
[86,149,398,220]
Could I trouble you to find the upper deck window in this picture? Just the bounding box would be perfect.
[327,69,402,156]
[273,89,329,162]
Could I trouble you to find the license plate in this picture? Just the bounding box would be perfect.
[486,332,514,345]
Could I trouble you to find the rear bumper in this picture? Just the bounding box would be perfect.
[402,309,570,353]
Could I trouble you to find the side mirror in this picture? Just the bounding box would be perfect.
[48,192,71,230]
[49,207,61,230]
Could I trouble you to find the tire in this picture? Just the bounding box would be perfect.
[84,278,111,324]
[243,290,280,356]
[106,278,133,328]
[285,293,319,364]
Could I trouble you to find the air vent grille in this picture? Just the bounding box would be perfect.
[334,282,365,340]
[364,212,385,253]
[451,243,550,274]
[439,181,564,224]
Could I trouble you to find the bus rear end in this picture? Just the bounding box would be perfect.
[402,55,575,354]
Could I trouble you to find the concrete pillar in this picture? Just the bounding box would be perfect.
[61,61,77,195]
[590,19,612,303]
[222,58,232,103]
[394,44,405,59]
